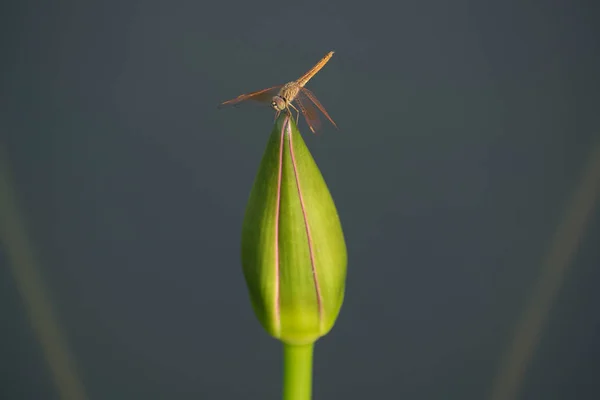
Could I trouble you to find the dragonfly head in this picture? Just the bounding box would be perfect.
[271,96,286,112]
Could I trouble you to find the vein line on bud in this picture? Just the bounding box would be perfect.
[273,117,286,334]
[285,117,324,330]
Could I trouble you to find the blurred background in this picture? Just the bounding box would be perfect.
[1,1,599,399]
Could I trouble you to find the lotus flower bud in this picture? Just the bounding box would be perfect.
[241,115,347,345]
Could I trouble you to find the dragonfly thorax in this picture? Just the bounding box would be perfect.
[271,96,287,111]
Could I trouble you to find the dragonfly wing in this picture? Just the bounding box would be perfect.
[295,93,322,134]
[299,88,338,129]
[219,86,281,108]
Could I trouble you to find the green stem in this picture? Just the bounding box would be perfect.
[282,342,314,400]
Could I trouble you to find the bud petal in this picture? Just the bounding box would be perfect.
[241,115,347,345]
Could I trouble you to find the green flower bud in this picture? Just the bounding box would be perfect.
[241,114,347,345]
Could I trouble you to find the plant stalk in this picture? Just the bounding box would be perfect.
[282,342,314,400]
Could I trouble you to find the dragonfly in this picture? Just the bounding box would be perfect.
[219,51,338,134]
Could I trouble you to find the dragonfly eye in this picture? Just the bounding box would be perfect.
[272,96,286,111]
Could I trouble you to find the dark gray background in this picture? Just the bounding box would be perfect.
[1,0,599,399]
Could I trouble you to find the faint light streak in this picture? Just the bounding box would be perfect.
[0,146,89,400]
[489,142,600,400]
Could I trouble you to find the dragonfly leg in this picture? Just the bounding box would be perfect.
[288,103,300,123]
